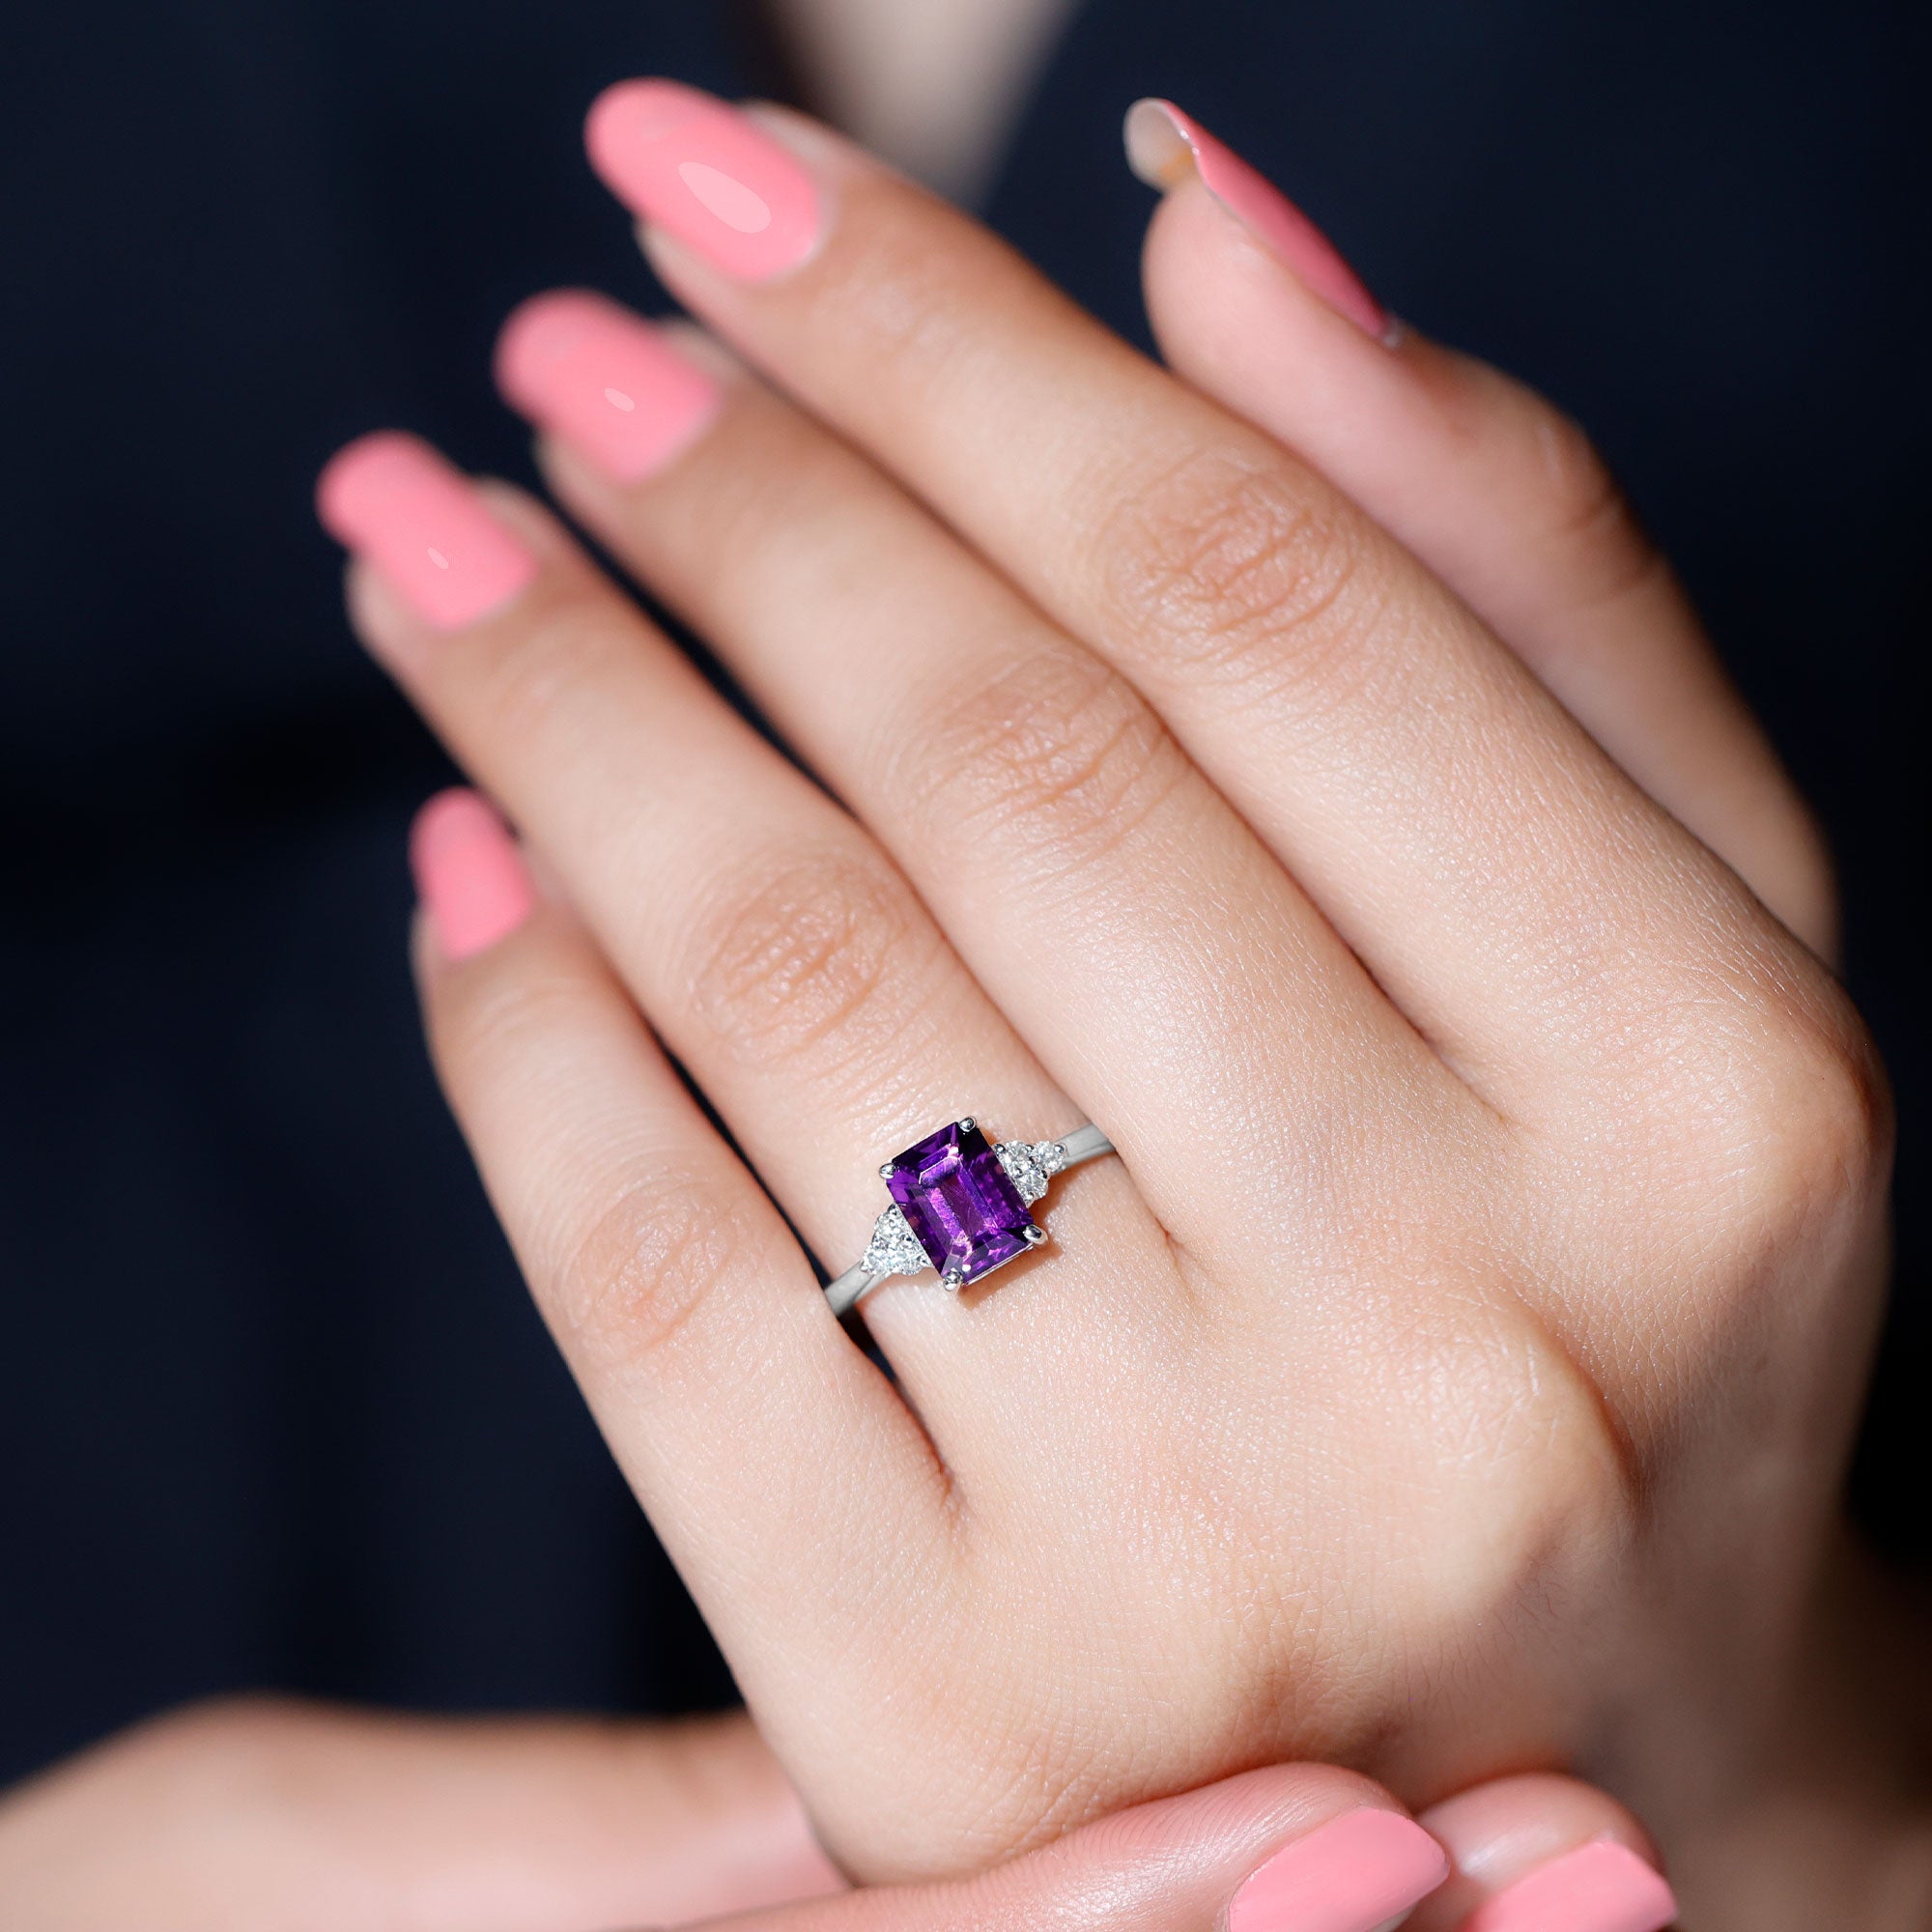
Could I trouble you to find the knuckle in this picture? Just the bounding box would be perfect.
[553,1166,770,1374]
[1528,407,1663,612]
[1745,1002,1893,1228]
[103,1698,326,1812]
[902,643,1188,873]
[1097,447,1378,694]
[807,188,990,394]
[687,850,932,1073]
[428,950,595,1094]
[469,585,639,745]
[1389,1299,1640,1605]
[140,1696,310,1761]
[1661,975,1893,1263]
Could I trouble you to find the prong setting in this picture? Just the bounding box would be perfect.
[828,1122,1114,1315]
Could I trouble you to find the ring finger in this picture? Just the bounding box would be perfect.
[317,432,1153,1439]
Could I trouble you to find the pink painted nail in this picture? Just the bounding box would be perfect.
[585,79,822,281]
[1123,99,1388,339]
[317,432,537,630]
[1464,1840,1677,1932]
[1228,1809,1448,1932]
[410,789,536,962]
[496,290,722,484]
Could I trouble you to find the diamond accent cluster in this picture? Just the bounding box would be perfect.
[862,1204,928,1279]
[995,1139,1065,1206]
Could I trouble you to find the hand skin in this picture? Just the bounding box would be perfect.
[0,1704,842,1932]
[319,86,1899,1921]
[0,1698,1671,1932]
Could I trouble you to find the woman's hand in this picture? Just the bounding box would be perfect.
[316,82,1892,1906]
[0,1698,1675,1932]
[0,1703,841,1932]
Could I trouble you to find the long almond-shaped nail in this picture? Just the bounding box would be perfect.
[1464,1840,1677,1932]
[1124,99,1387,339]
[411,789,535,961]
[1229,1809,1448,1932]
[586,79,822,281]
[317,432,537,630]
[497,290,721,483]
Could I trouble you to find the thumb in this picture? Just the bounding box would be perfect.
[0,1698,843,1932]
[721,1767,1448,1932]
[708,1765,1676,1932]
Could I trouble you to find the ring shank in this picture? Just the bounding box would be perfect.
[823,1124,1115,1317]
[1054,1123,1114,1168]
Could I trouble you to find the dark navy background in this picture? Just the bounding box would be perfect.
[1,0,1925,1784]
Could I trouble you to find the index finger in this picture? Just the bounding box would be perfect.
[1131,117,1833,959]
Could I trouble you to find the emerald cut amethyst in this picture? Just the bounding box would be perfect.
[885,1120,1037,1287]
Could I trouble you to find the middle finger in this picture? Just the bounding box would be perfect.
[496,291,1458,1280]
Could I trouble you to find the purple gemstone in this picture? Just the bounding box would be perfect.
[885,1121,1037,1287]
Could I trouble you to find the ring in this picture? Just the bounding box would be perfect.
[824,1118,1116,1316]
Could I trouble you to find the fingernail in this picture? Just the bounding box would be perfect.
[317,432,538,630]
[1123,99,1388,340]
[496,290,722,484]
[411,789,535,961]
[586,79,822,281]
[1228,1809,1448,1932]
[1464,1840,1677,1932]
